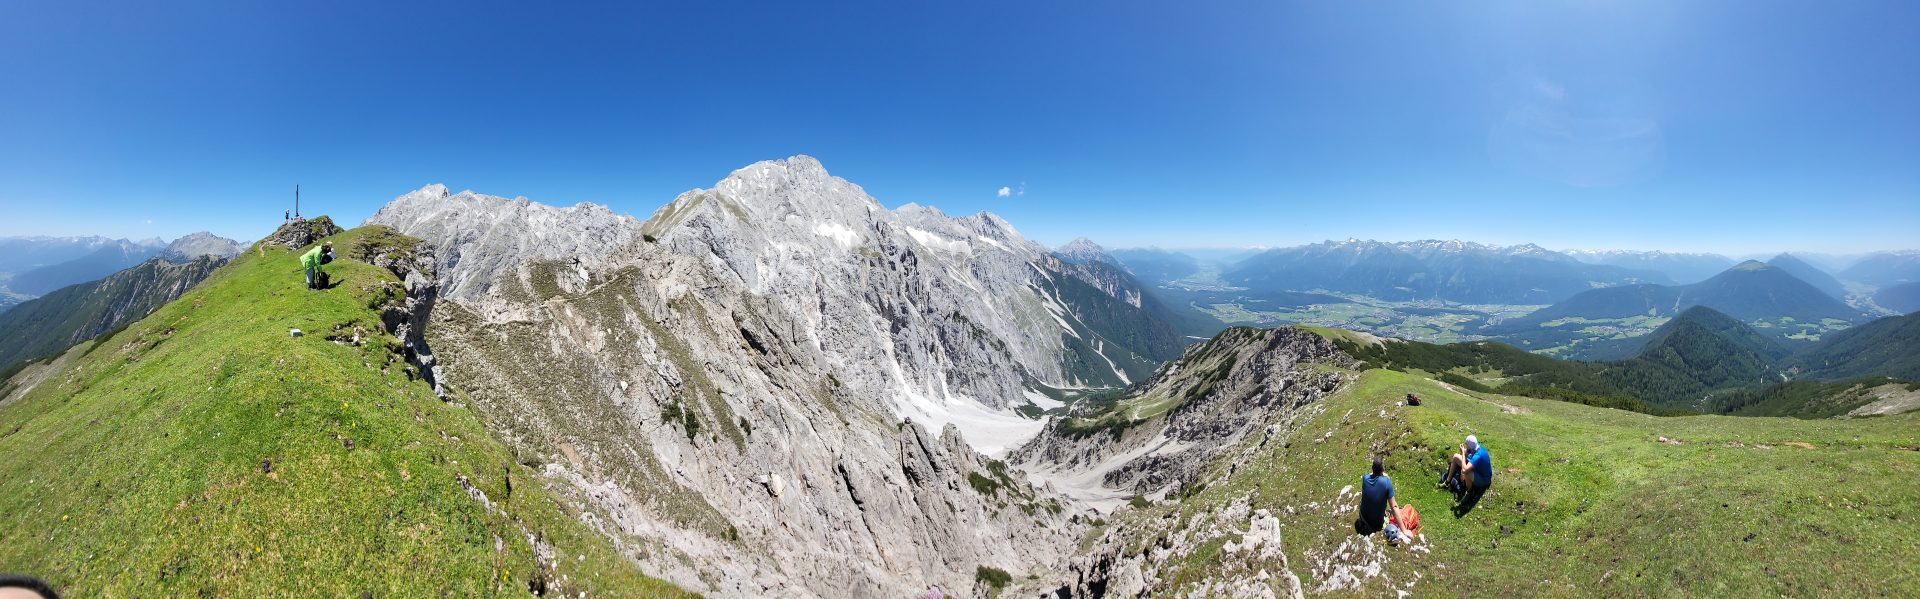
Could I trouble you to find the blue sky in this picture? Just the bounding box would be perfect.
[1,1,1915,254]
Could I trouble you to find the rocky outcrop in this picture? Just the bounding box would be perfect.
[262,216,340,250]
[1047,496,1307,599]
[345,226,443,395]
[365,184,642,300]
[1010,327,1355,508]
[1008,327,1358,597]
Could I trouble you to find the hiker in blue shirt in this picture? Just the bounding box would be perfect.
[1355,456,1401,535]
[1442,434,1492,494]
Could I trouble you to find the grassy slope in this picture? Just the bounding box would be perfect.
[0,227,690,597]
[1123,367,1920,596]
[0,255,223,371]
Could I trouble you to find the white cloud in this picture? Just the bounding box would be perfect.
[997,186,1012,197]
[145,219,154,225]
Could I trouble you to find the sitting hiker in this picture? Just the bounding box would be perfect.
[1406,393,1421,406]
[1442,434,1492,494]
[302,241,334,291]
[1355,455,1401,536]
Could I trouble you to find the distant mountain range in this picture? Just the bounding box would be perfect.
[1561,249,1736,285]
[1105,248,1201,286]
[1221,239,1668,304]
[1485,260,1865,356]
[0,232,243,303]
[1841,251,1920,287]
[0,254,228,371]
[1766,253,1848,300]
[0,235,134,273]
[6,239,165,296]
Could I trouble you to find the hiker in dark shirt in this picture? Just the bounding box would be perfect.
[1355,456,1401,535]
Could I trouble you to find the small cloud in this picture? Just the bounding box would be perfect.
[1016,182,1027,196]
[997,186,1012,197]
[145,219,154,225]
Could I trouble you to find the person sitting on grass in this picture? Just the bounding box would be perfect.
[1441,434,1492,495]
[301,241,334,291]
[1355,455,1402,536]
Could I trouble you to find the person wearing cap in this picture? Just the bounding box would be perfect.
[1442,434,1492,494]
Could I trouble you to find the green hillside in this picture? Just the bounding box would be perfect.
[1708,378,1919,418]
[1787,312,1920,381]
[1487,261,1864,355]
[0,255,224,372]
[1602,306,1785,409]
[1875,282,1920,314]
[1106,366,1920,596]
[0,225,689,597]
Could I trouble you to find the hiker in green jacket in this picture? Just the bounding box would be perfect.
[302,242,334,290]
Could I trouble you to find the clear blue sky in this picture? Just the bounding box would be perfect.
[1,1,1915,254]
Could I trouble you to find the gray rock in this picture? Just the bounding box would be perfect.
[363,158,1133,598]
[159,232,245,261]
[262,216,340,250]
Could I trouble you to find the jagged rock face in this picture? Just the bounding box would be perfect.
[1006,328,1357,598]
[639,156,1176,441]
[160,232,244,261]
[341,226,443,395]
[1009,327,1355,510]
[366,184,642,300]
[1047,253,1143,309]
[413,248,1081,598]
[361,161,1140,597]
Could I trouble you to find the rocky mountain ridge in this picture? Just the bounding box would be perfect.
[1224,238,1669,304]
[361,156,1210,597]
[159,231,246,261]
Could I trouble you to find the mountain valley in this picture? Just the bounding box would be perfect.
[3,157,1917,598]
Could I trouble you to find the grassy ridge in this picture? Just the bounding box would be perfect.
[0,227,689,597]
[1122,367,1920,596]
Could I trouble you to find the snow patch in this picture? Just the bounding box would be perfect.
[812,221,860,248]
[893,381,1046,458]
[1023,388,1064,410]
[903,226,971,255]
